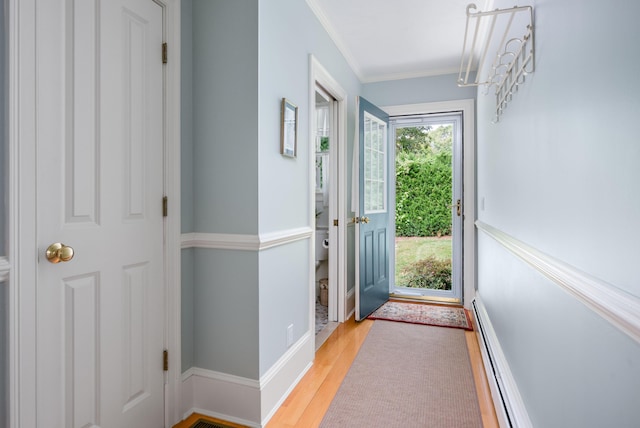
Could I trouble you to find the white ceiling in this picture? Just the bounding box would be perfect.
[307,0,493,83]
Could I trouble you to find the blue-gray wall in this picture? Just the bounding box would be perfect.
[181,0,194,235]
[181,0,363,379]
[193,0,259,235]
[194,249,259,378]
[181,249,194,372]
[0,0,4,253]
[0,282,6,428]
[180,0,476,379]
[256,0,361,375]
[180,0,194,373]
[362,73,476,107]
[476,0,640,426]
[179,4,640,426]
[181,0,261,379]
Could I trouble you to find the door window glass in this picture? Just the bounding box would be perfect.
[364,111,386,214]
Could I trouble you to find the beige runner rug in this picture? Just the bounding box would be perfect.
[320,320,482,428]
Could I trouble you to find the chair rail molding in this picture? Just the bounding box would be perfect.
[181,227,313,251]
[476,221,640,344]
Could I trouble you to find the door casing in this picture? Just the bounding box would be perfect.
[309,55,348,331]
[7,0,182,426]
[383,100,476,308]
[314,86,339,323]
[389,112,463,302]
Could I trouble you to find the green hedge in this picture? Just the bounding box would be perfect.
[400,255,452,290]
[395,151,452,237]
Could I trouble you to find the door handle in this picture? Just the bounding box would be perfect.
[45,242,75,264]
[351,216,370,224]
[450,199,462,217]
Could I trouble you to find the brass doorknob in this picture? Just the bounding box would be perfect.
[351,216,370,224]
[46,243,75,264]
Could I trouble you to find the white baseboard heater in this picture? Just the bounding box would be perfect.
[472,297,532,428]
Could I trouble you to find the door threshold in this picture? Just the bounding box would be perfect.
[389,293,461,305]
[315,321,339,351]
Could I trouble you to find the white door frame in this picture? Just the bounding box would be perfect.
[7,1,182,426]
[309,55,348,328]
[157,1,182,425]
[389,112,463,302]
[382,100,476,308]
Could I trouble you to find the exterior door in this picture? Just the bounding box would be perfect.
[36,1,165,426]
[355,97,390,321]
[389,113,463,303]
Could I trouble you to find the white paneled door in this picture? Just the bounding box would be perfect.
[36,0,165,426]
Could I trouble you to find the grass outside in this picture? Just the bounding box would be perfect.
[395,236,452,288]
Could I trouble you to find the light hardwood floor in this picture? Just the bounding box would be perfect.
[175,311,499,428]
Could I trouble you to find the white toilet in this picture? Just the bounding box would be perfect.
[315,229,329,265]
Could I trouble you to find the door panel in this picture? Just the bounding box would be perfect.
[36,1,165,426]
[64,273,100,427]
[356,97,390,321]
[67,0,100,225]
[363,230,374,289]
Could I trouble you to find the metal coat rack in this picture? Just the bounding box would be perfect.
[458,4,535,122]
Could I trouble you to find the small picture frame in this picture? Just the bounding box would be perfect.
[281,98,298,158]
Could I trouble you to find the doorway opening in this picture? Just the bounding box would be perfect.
[389,113,463,303]
[309,55,350,347]
[314,86,339,347]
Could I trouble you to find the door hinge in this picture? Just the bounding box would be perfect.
[162,196,168,217]
[333,219,339,226]
[163,349,169,371]
[162,43,168,64]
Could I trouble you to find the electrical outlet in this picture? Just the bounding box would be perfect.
[286,324,294,347]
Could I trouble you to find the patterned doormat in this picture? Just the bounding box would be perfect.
[368,300,473,330]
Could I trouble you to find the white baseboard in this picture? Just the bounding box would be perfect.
[181,368,261,426]
[473,296,532,428]
[181,331,314,427]
[260,331,314,426]
[346,286,355,319]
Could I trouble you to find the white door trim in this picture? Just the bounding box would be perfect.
[309,55,348,327]
[7,1,182,426]
[10,1,41,426]
[382,100,476,308]
[157,0,182,426]
[388,112,463,302]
